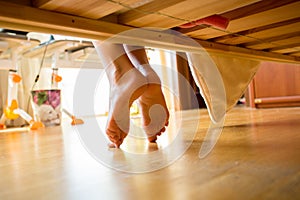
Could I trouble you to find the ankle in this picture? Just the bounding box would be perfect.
[146,71,161,85]
[106,64,134,83]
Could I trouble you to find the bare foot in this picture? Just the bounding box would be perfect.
[138,72,170,142]
[107,68,147,148]
[121,45,169,142]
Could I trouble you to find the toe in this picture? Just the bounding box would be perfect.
[165,120,169,126]
[148,135,157,143]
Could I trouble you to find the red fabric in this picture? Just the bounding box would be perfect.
[179,14,229,30]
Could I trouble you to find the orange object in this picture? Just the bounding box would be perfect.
[12,74,22,83]
[29,120,45,130]
[62,108,84,125]
[4,99,19,119]
[53,73,62,83]
[71,116,84,125]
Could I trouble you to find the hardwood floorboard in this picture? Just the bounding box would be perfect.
[0,106,299,200]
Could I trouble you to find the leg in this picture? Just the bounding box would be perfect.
[124,45,169,142]
[94,42,147,147]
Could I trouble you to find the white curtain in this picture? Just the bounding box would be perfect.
[0,56,50,126]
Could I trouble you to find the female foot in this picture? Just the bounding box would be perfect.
[94,42,149,148]
[107,68,147,147]
[122,45,170,142]
[138,71,169,142]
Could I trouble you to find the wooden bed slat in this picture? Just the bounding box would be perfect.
[118,0,184,24]
[179,0,298,34]
[33,0,143,19]
[240,30,300,48]
[271,46,300,54]
[246,36,300,50]
[188,2,300,40]
[121,0,260,28]
[214,20,300,45]
[0,1,300,64]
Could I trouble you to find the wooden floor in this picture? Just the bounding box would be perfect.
[0,106,299,200]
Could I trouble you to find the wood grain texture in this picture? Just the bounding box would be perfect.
[246,61,300,108]
[1,1,299,64]
[246,36,300,50]
[118,0,184,24]
[123,0,259,28]
[215,20,300,45]
[0,107,299,200]
[253,62,300,98]
[178,0,299,34]
[187,1,300,40]
[1,1,300,63]
[33,0,144,19]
